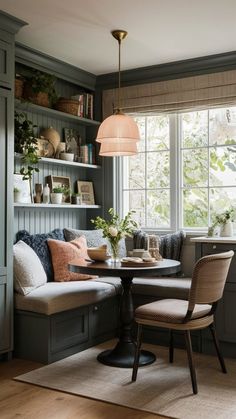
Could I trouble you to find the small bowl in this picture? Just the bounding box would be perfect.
[87,247,111,262]
[60,152,74,162]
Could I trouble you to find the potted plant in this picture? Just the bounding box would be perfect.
[14,112,40,203]
[51,186,70,204]
[23,70,57,108]
[211,208,235,237]
[71,192,82,205]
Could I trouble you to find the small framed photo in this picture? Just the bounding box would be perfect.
[46,175,71,203]
[77,181,95,205]
[14,174,31,203]
[64,128,82,162]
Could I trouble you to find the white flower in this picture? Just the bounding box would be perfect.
[108,226,118,237]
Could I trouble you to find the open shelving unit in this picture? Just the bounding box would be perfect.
[15,153,101,170]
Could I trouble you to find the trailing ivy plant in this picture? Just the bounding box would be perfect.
[14,111,40,202]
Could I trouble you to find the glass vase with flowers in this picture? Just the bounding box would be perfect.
[91,208,137,263]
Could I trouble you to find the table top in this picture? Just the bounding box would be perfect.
[68,258,181,278]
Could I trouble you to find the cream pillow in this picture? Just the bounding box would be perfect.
[13,240,47,295]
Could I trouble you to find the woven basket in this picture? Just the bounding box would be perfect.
[55,98,79,116]
[15,78,24,99]
[23,84,50,108]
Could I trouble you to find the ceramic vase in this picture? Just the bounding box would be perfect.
[220,221,233,237]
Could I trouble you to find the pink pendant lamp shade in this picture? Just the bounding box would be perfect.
[96,29,140,157]
[96,112,140,156]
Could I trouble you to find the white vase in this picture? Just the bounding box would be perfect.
[220,221,233,237]
[50,193,63,204]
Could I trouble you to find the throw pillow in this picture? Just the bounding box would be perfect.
[16,229,65,281]
[47,236,96,281]
[13,240,47,295]
[64,227,127,258]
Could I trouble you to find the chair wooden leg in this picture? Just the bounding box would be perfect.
[209,323,227,373]
[132,324,142,382]
[169,329,174,363]
[184,330,198,394]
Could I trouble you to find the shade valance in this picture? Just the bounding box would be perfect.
[102,69,236,118]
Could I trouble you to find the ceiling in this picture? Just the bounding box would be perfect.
[1,0,236,75]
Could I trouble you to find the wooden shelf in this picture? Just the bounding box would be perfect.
[14,203,101,209]
[15,99,100,127]
[14,153,101,169]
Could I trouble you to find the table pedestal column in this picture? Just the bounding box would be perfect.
[97,277,156,368]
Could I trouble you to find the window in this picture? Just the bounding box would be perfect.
[119,106,236,231]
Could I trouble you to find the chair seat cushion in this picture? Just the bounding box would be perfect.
[135,299,212,324]
[14,280,117,315]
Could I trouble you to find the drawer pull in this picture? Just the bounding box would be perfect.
[93,306,98,312]
[213,245,216,249]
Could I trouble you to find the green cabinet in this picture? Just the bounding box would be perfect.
[0,11,26,359]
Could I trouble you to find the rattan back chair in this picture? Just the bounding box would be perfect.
[132,251,234,394]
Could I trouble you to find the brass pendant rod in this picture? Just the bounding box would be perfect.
[111,30,128,113]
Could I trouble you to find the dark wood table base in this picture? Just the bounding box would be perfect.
[97,341,156,368]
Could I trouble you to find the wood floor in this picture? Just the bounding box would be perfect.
[0,357,168,419]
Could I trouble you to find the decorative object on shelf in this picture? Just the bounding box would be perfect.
[15,74,24,99]
[71,193,82,205]
[77,181,95,205]
[60,152,74,162]
[46,175,71,203]
[96,30,140,157]
[34,183,43,203]
[91,208,137,263]
[55,97,80,116]
[13,187,21,203]
[50,187,65,205]
[23,70,57,108]
[43,183,50,204]
[71,93,94,119]
[14,112,40,202]
[40,126,60,156]
[55,142,66,159]
[36,137,55,157]
[64,128,82,162]
[211,208,235,237]
[13,174,31,203]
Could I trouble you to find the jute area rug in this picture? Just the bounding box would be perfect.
[15,340,236,419]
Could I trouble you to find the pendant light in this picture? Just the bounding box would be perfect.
[96,30,140,156]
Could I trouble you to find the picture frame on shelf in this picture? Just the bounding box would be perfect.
[46,175,71,203]
[77,181,95,205]
[13,174,31,203]
[64,128,82,162]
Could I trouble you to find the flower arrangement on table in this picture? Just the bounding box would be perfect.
[91,208,138,261]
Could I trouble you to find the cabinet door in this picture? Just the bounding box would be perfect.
[0,278,10,352]
[0,36,13,88]
[0,88,14,354]
[215,282,236,343]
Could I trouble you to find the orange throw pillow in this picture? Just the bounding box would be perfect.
[47,236,96,281]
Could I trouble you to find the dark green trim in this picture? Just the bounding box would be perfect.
[96,50,236,90]
[0,10,27,34]
[15,43,96,90]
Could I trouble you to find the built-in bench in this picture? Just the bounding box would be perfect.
[14,228,189,363]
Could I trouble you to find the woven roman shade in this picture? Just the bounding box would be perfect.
[102,69,236,117]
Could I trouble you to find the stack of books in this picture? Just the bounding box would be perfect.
[71,93,94,119]
[80,143,95,164]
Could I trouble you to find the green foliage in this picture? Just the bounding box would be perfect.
[27,70,57,106]
[52,186,70,194]
[212,208,235,226]
[91,208,138,245]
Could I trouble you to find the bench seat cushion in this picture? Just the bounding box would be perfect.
[95,277,191,300]
[14,280,117,315]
